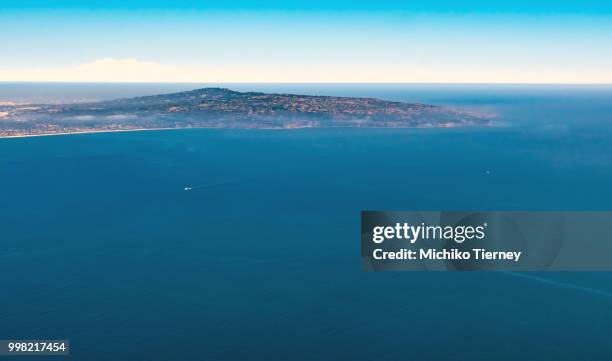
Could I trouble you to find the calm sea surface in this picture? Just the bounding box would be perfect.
[1,83,612,360]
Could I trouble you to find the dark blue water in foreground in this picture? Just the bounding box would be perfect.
[1,84,612,360]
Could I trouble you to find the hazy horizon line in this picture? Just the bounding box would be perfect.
[2,81,612,86]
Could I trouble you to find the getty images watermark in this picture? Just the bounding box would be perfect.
[361,211,612,271]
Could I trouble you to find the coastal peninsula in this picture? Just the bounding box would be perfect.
[0,88,490,137]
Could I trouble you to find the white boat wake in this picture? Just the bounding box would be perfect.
[503,272,612,299]
[183,175,272,192]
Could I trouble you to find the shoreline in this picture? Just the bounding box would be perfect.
[0,123,492,140]
[0,127,195,139]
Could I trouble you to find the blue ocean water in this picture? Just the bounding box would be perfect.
[1,84,612,360]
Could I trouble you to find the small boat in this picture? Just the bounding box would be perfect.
[184,187,193,191]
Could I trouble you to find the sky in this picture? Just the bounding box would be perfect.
[1,1,611,83]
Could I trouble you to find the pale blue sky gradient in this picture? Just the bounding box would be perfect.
[1,2,611,83]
